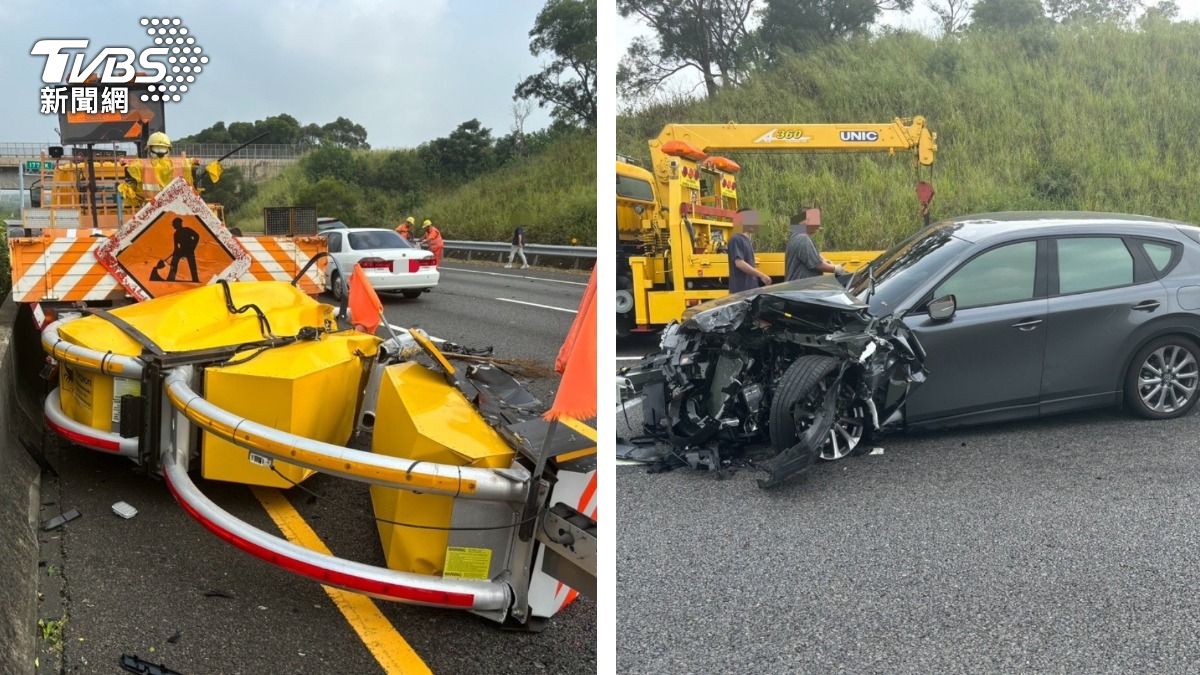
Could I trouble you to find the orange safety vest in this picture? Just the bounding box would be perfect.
[395,223,411,239]
[424,226,443,248]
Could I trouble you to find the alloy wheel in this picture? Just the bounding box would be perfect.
[1138,344,1199,414]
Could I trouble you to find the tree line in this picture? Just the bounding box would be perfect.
[619,0,1181,102]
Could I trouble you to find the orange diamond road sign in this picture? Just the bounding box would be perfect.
[96,178,250,301]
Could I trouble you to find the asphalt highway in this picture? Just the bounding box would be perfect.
[34,261,593,674]
[616,337,1200,673]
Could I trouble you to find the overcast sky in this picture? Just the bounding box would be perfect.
[617,0,1200,103]
[2,0,554,148]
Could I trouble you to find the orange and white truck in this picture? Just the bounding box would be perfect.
[7,87,326,328]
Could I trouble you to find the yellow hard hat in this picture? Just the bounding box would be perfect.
[147,131,172,150]
[405,216,415,224]
[423,219,433,227]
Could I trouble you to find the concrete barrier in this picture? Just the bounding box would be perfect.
[0,299,40,674]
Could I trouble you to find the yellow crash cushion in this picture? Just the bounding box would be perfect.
[54,282,337,432]
[202,331,380,488]
[370,361,515,575]
[57,282,335,356]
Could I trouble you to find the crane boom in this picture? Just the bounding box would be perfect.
[649,116,936,183]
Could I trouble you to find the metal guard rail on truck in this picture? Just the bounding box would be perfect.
[159,364,523,611]
[443,240,596,259]
[44,388,139,459]
[42,318,145,379]
[160,444,513,611]
[41,316,528,501]
[163,368,527,501]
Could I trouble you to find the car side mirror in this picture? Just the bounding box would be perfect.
[928,295,956,321]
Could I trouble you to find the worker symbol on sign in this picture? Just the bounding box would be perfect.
[157,217,200,282]
[169,218,199,281]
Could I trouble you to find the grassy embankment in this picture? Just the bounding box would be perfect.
[229,131,597,246]
[618,21,1200,251]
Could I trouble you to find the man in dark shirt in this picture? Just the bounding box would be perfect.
[785,208,844,282]
[506,225,528,268]
[728,209,772,293]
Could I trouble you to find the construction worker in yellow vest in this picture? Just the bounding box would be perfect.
[118,132,222,210]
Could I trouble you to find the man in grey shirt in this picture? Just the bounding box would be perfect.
[785,209,844,282]
[728,209,773,293]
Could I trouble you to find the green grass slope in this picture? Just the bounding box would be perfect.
[416,132,596,245]
[619,22,1200,251]
[229,131,596,246]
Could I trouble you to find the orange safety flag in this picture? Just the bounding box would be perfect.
[348,263,384,334]
[545,266,596,420]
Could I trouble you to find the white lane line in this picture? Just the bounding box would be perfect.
[441,267,587,286]
[495,297,577,314]
[616,460,643,466]
[616,356,643,361]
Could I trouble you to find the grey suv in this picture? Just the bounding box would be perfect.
[639,212,1200,486]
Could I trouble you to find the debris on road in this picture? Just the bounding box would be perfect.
[111,502,138,519]
[119,654,182,675]
[41,509,81,531]
[869,447,885,456]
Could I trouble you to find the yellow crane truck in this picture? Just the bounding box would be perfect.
[616,117,937,334]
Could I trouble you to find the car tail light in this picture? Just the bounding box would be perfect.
[408,258,437,273]
[360,257,392,273]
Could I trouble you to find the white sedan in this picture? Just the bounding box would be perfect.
[318,227,439,300]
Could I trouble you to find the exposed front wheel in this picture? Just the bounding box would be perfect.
[769,355,867,461]
[1126,336,1200,419]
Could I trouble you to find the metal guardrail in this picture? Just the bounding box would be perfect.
[0,143,59,157]
[0,142,309,160]
[443,240,595,268]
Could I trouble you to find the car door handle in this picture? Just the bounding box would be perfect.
[1132,300,1160,312]
[1011,318,1043,331]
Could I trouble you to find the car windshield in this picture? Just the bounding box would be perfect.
[848,224,970,316]
[349,231,410,250]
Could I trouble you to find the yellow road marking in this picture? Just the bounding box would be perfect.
[556,447,596,463]
[251,487,433,675]
[558,415,597,442]
[552,417,596,463]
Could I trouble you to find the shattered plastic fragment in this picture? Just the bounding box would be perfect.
[41,509,81,531]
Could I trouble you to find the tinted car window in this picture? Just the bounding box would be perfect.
[935,241,1037,309]
[617,174,654,202]
[850,225,972,316]
[1057,237,1133,294]
[348,231,410,250]
[324,232,342,253]
[1140,240,1176,275]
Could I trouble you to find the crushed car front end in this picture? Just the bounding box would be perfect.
[633,274,927,487]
